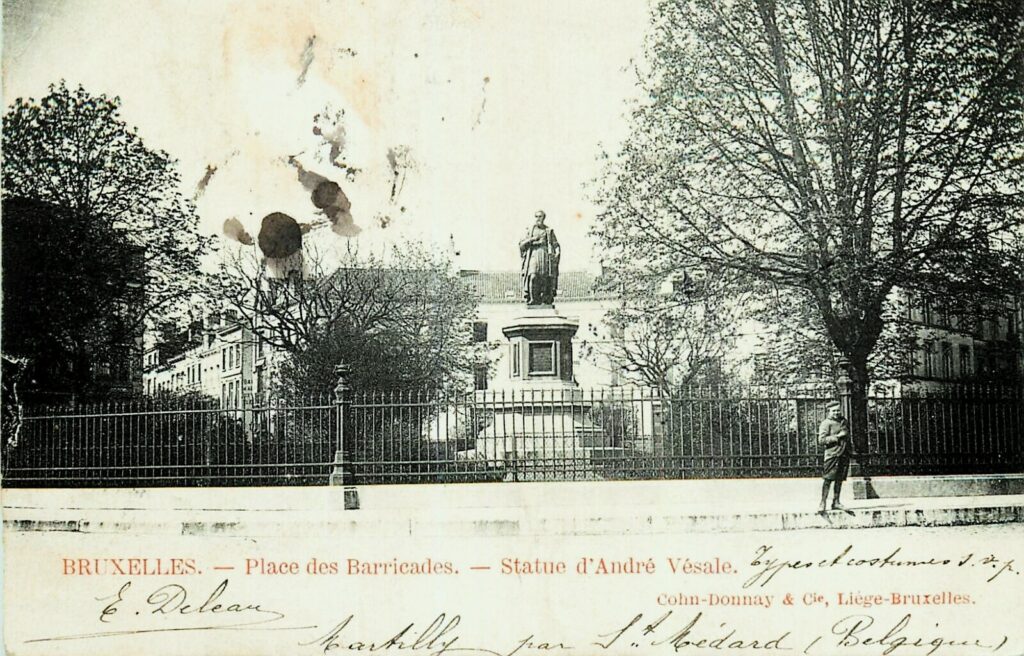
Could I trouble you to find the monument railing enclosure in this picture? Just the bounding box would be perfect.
[2,384,1021,487]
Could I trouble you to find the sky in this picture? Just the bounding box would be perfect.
[2,0,652,272]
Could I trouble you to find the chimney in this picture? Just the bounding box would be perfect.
[188,318,204,344]
[448,233,461,263]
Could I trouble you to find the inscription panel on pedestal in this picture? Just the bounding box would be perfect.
[528,342,556,376]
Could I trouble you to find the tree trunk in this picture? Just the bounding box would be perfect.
[845,352,871,475]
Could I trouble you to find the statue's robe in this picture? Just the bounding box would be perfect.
[520,226,560,304]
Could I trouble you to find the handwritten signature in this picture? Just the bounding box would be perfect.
[26,579,304,643]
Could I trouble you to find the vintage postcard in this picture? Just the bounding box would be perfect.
[2,1,1023,655]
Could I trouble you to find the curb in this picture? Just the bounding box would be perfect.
[5,503,1023,538]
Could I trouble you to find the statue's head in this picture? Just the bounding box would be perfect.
[534,210,546,227]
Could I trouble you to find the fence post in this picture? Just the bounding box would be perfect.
[836,358,853,427]
[329,363,360,509]
[837,358,869,481]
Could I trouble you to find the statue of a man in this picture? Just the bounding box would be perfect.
[519,210,560,306]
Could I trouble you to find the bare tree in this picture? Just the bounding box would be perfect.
[594,0,1024,450]
[215,240,481,396]
[597,274,739,394]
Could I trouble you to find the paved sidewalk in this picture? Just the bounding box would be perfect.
[3,478,1023,537]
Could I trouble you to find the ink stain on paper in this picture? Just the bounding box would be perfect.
[257,212,303,259]
[287,156,357,236]
[386,145,414,203]
[194,164,219,200]
[313,107,355,174]
[473,76,490,128]
[297,34,317,86]
[222,217,253,245]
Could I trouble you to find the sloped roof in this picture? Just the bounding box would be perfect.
[461,270,617,303]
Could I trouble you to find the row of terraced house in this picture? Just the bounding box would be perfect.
[143,269,1023,405]
[142,270,620,404]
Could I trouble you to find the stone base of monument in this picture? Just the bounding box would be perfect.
[499,308,580,387]
[473,389,609,480]
[471,307,616,480]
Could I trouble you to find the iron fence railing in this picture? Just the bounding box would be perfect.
[1,385,1021,487]
[867,385,1023,473]
[345,385,1023,484]
[2,396,337,487]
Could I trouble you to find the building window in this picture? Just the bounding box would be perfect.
[528,342,557,376]
[474,365,488,391]
[941,342,953,379]
[473,321,488,343]
[959,345,972,377]
[974,345,987,377]
[921,341,935,377]
[222,348,228,369]
[511,343,521,377]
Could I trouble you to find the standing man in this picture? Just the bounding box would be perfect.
[818,400,852,512]
[519,210,560,306]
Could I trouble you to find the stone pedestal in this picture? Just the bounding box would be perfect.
[502,306,579,388]
[473,307,607,479]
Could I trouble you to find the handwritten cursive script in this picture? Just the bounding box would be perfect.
[299,613,571,656]
[27,579,302,643]
[829,613,1008,655]
[22,586,1013,656]
[744,545,1016,588]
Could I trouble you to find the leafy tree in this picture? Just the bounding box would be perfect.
[2,82,211,396]
[594,0,1024,452]
[747,291,917,385]
[594,272,739,394]
[216,240,482,397]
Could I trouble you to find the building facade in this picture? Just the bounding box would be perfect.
[901,289,1022,387]
[142,270,624,402]
[744,288,1024,389]
[143,312,257,406]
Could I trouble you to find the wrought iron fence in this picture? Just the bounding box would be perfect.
[2,396,337,487]
[868,385,1023,473]
[343,385,1024,484]
[2,384,1021,487]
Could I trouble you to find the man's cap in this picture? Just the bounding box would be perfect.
[827,401,841,409]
